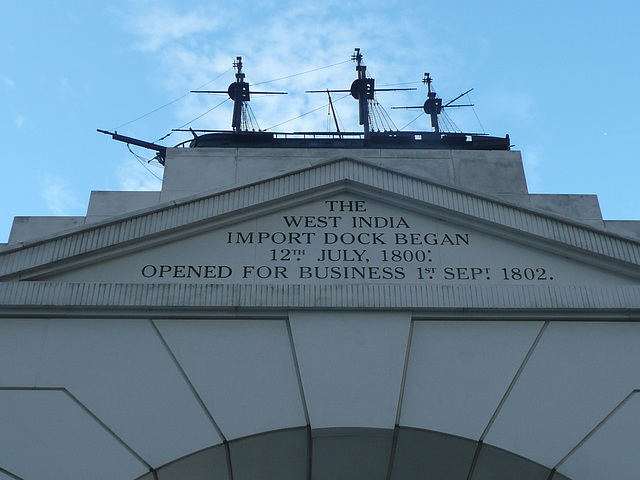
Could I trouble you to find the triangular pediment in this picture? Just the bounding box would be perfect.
[1,158,640,285]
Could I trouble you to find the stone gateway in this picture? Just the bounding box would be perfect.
[2,52,640,479]
[2,148,640,480]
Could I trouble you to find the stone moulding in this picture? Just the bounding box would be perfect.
[1,158,640,281]
[1,282,640,314]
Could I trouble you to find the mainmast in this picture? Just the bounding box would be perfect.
[350,48,374,137]
[307,48,414,139]
[422,73,442,133]
[230,57,249,132]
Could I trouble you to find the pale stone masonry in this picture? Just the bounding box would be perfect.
[5,148,640,245]
[1,145,639,480]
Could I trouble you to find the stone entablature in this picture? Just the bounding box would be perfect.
[5,148,639,245]
[2,159,640,285]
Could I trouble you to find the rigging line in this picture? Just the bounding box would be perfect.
[156,132,172,142]
[129,147,150,164]
[367,101,377,131]
[335,95,348,131]
[376,100,398,130]
[111,67,233,131]
[264,93,350,131]
[399,112,424,131]
[244,102,260,131]
[326,102,330,131]
[378,81,422,87]
[336,108,345,132]
[252,59,351,86]
[440,114,450,132]
[130,148,163,181]
[372,101,390,131]
[127,144,163,168]
[441,117,452,133]
[175,97,231,130]
[370,101,380,129]
[368,109,379,132]
[327,92,345,132]
[441,111,460,133]
[127,146,161,166]
[128,144,163,181]
[467,93,486,134]
[438,113,449,132]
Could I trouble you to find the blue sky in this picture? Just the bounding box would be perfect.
[1,0,639,242]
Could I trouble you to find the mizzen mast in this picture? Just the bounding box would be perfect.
[393,73,474,133]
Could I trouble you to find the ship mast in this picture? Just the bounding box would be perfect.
[422,73,442,133]
[307,48,414,139]
[230,57,248,132]
[393,73,474,133]
[192,56,286,132]
[99,50,510,153]
[350,48,374,137]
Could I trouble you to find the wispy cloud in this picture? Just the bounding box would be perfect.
[39,173,83,215]
[1,75,15,89]
[120,1,465,138]
[125,2,222,52]
[116,156,163,191]
[128,0,456,124]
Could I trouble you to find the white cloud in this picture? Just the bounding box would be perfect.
[120,1,474,139]
[39,173,83,216]
[116,155,163,191]
[125,2,222,52]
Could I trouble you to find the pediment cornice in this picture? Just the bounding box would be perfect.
[1,158,639,281]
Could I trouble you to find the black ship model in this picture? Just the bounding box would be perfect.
[100,49,510,164]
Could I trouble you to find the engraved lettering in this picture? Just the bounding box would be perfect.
[317,249,367,262]
[351,216,410,228]
[325,200,366,212]
[395,232,470,245]
[283,215,342,228]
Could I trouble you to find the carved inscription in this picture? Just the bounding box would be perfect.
[140,198,555,283]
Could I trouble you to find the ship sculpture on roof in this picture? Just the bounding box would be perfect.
[99,48,510,158]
